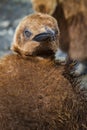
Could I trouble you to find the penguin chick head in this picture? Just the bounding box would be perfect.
[32,0,57,15]
[12,13,60,58]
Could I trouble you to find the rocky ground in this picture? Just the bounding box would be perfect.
[0,0,33,57]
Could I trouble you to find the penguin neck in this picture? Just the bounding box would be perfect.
[17,51,54,62]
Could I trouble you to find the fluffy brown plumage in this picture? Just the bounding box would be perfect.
[55,1,87,75]
[0,54,87,130]
[31,0,87,75]
[31,0,57,15]
[0,13,87,129]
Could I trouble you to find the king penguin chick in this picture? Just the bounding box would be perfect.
[0,13,87,130]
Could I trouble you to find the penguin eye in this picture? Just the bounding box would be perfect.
[24,29,32,39]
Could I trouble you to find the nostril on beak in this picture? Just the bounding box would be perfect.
[45,27,57,40]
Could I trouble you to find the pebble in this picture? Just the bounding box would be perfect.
[0,30,8,36]
[8,28,14,36]
[0,21,10,28]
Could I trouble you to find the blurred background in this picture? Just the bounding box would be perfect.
[0,0,33,57]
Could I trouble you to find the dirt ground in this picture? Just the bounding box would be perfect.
[0,0,33,57]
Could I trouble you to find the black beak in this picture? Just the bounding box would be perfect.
[33,28,56,42]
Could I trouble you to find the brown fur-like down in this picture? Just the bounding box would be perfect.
[0,54,87,130]
[0,13,87,130]
[31,0,87,60]
[31,0,57,15]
